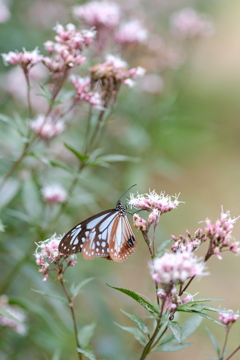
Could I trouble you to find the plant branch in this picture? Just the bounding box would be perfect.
[225,345,240,360]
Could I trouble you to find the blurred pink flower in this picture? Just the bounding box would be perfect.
[139,73,164,94]
[115,20,148,45]
[2,48,43,69]
[70,75,104,109]
[41,184,67,204]
[29,114,65,139]
[151,250,207,287]
[0,0,10,23]
[170,8,214,38]
[0,296,27,335]
[219,310,239,326]
[133,213,147,232]
[34,234,77,281]
[73,1,120,29]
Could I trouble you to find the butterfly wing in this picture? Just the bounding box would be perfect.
[58,209,116,256]
[108,213,137,262]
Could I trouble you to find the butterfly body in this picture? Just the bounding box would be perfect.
[58,199,137,262]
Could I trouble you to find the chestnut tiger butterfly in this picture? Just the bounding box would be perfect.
[58,185,137,262]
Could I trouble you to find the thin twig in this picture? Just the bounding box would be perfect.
[225,345,240,360]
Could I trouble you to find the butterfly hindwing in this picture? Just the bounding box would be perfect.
[108,214,137,262]
[58,209,116,256]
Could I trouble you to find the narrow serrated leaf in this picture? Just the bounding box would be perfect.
[154,342,192,352]
[106,284,158,316]
[50,160,73,173]
[0,307,22,324]
[168,321,182,343]
[64,143,89,163]
[70,278,94,299]
[78,322,97,349]
[156,239,172,257]
[114,323,147,345]
[31,289,68,305]
[205,327,221,356]
[77,346,96,360]
[181,315,203,341]
[120,309,150,337]
[96,154,139,163]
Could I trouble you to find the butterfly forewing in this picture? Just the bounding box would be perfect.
[58,209,116,255]
[58,201,137,262]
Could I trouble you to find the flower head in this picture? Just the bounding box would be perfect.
[128,190,180,214]
[115,20,148,45]
[41,184,67,204]
[171,228,208,253]
[0,296,27,335]
[170,8,214,38]
[151,250,207,289]
[29,114,65,139]
[34,234,77,281]
[219,310,239,326]
[73,1,120,29]
[2,48,43,69]
[204,210,240,259]
[70,74,104,109]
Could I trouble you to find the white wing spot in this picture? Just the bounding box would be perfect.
[91,242,95,250]
[80,244,83,248]
[82,237,86,243]
[96,248,99,252]
[96,241,100,246]
[102,241,106,247]
[85,231,89,236]
[102,249,105,253]
[92,251,94,255]
[64,246,66,249]
[76,225,81,229]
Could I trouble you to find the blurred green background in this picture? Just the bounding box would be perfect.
[0,0,240,359]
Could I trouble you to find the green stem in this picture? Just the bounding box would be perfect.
[220,326,230,360]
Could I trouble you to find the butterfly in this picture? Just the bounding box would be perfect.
[58,185,137,262]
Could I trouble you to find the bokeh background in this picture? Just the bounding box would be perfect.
[0,0,240,359]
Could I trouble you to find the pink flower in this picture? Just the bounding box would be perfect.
[133,214,147,232]
[2,48,43,69]
[171,228,207,253]
[128,190,181,214]
[70,74,104,109]
[41,184,67,204]
[205,210,240,258]
[115,20,148,45]
[73,1,120,29]
[170,8,214,38]
[219,311,239,326]
[151,250,207,287]
[34,234,77,281]
[0,0,10,23]
[29,114,65,139]
[0,296,27,335]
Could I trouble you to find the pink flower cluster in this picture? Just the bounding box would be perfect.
[41,184,67,204]
[219,310,239,326]
[2,48,43,70]
[34,234,77,281]
[157,287,194,310]
[90,54,145,88]
[133,208,161,232]
[115,20,148,45]
[151,250,207,288]
[205,210,240,259]
[73,1,120,29]
[128,190,180,214]
[29,114,65,139]
[171,228,208,253]
[70,75,103,109]
[170,8,214,38]
[43,23,95,72]
[0,295,27,335]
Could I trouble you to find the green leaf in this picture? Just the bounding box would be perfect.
[77,346,96,360]
[106,284,158,316]
[0,218,5,232]
[50,159,74,173]
[0,177,20,209]
[22,178,41,219]
[31,289,68,305]
[181,315,203,341]
[168,321,182,343]
[96,154,139,163]
[114,323,147,345]
[186,298,227,304]
[156,239,172,257]
[120,309,150,337]
[78,322,97,349]
[6,209,32,223]
[177,308,224,326]
[205,327,221,357]
[154,342,192,352]
[0,307,22,324]
[64,143,89,163]
[70,278,94,299]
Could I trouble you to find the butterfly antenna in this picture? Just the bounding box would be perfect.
[118,184,137,202]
